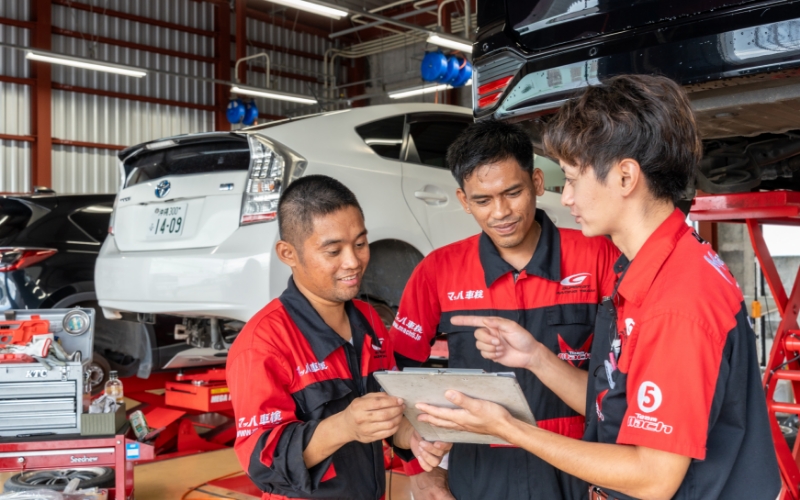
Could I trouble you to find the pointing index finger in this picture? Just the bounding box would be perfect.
[450,315,492,327]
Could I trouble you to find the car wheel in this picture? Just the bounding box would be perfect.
[368,300,396,332]
[3,467,115,492]
[86,353,111,396]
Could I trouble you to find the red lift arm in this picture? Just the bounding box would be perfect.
[691,191,800,500]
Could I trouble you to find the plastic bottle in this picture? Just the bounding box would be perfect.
[105,370,124,404]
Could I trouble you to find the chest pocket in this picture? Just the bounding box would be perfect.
[545,304,597,369]
[292,378,354,421]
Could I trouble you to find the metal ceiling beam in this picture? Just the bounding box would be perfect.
[329,4,436,39]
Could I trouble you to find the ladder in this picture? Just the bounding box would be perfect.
[691,191,800,500]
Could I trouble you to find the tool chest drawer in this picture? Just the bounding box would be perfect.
[0,363,83,437]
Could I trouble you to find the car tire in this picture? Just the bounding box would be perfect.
[86,353,111,397]
[368,300,396,331]
[3,467,115,492]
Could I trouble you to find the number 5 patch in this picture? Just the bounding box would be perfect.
[637,381,662,413]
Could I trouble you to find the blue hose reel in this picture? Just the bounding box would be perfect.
[226,98,259,126]
[420,51,472,88]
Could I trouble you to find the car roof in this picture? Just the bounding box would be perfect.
[242,103,471,133]
[120,103,472,160]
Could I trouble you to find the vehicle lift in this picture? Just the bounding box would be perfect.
[691,191,800,500]
[121,367,236,460]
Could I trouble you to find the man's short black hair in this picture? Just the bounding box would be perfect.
[446,120,534,188]
[543,74,701,203]
[278,175,363,248]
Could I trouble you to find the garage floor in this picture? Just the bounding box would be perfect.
[135,448,411,499]
[0,449,412,499]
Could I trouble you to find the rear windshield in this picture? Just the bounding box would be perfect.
[0,198,32,246]
[124,139,250,188]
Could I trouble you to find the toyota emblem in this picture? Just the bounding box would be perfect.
[155,180,171,198]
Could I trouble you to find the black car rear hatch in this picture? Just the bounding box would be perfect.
[0,197,44,246]
[509,0,758,52]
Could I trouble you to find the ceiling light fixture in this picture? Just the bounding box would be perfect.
[426,33,473,54]
[388,80,472,99]
[25,50,147,78]
[262,0,348,20]
[231,85,318,105]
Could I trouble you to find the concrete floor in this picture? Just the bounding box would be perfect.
[0,448,412,500]
[135,448,411,499]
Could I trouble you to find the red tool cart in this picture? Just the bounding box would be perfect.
[0,434,153,499]
[691,191,800,500]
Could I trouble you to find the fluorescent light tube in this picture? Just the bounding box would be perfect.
[388,80,472,99]
[25,51,146,78]
[263,0,348,20]
[426,34,473,54]
[231,86,318,105]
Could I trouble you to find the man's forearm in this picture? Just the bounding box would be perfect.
[303,412,351,468]
[498,419,687,500]
[529,344,588,415]
[392,417,415,450]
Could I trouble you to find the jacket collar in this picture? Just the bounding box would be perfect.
[479,208,562,288]
[615,208,691,306]
[279,278,378,363]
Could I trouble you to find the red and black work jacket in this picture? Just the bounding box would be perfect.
[584,208,781,499]
[227,278,396,500]
[390,209,620,500]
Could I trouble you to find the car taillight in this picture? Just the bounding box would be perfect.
[476,75,515,109]
[108,198,117,235]
[0,248,57,272]
[473,54,525,115]
[478,92,503,109]
[241,135,306,225]
[477,75,514,97]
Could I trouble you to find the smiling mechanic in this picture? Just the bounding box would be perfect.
[389,121,620,500]
[417,75,781,500]
[227,175,448,500]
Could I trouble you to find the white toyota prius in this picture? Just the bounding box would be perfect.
[95,103,574,370]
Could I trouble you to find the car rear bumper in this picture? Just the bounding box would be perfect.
[95,223,288,323]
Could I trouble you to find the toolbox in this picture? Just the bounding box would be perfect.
[0,308,95,438]
[165,368,232,412]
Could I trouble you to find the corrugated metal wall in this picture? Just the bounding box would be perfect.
[0,0,334,194]
[241,17,330,122]
[0,0,32,193]
[50,0,216,194]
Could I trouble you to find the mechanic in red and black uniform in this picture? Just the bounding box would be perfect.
[416,76,781,500]
[389,120,620,500]
[227,175,448,500]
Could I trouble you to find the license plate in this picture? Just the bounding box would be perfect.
[147,203,187,239]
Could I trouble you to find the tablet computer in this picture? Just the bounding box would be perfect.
[374,368,535,445]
